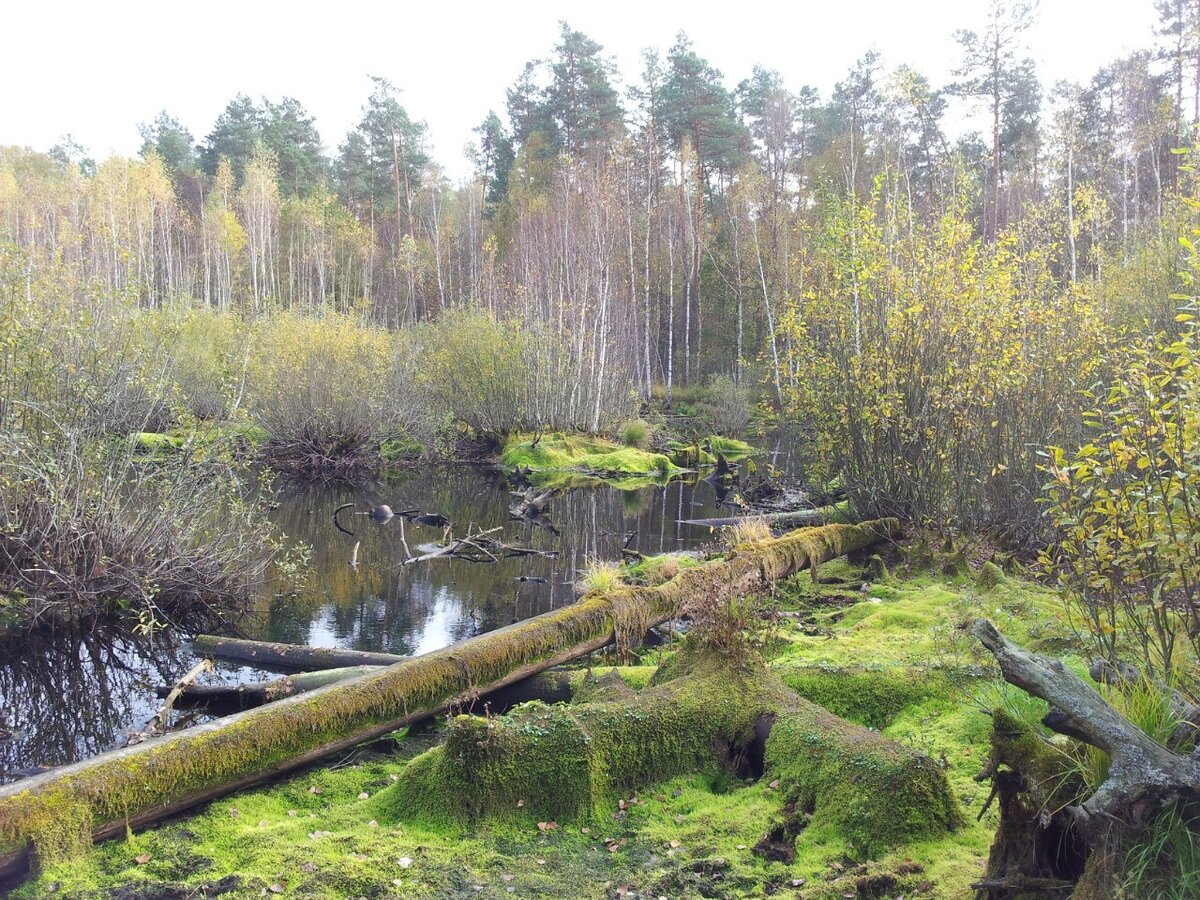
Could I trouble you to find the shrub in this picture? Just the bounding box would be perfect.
[0,427,275,638]
[243,310,427,475]
[1042,328,1200,691]
[699,374,753,435]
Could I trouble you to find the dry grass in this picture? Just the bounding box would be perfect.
[723,517,773,548]
[577,559,623,595]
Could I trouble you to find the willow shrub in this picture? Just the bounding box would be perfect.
[1042,328,1200,692]
[242,310,428,474]
[414,308,637,437]
[781,186,1108,543]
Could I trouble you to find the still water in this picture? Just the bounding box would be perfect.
[0,439,800,781]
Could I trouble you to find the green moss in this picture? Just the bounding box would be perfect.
[621,552,702,586]
[706,435,757,457]
[778,666,972,730]
[501,433,684,482]
[130,432,183,452]
[380,434,423,461]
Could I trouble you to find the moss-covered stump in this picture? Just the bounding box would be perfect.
[974,709,1088,898]
[380,645,961,861]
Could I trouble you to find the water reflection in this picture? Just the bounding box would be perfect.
[0,430,805,778]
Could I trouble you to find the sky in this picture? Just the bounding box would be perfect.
[0,0,1164,181]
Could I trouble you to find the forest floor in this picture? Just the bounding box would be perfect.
[14,553,1078,900]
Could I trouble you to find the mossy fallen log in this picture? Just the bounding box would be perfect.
[380,643,961,859]
[0,518,899,882]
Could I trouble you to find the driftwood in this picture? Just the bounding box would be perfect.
[0,518,900,883]
[678,507,830,529]
[157,665,386,711]
[972,620,1200,894]
[128,658,212,746]
[399,525,556,566]
[192,634,406,670]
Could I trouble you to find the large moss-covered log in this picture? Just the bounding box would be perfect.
[380,642,960,859]
[0,518,899,881]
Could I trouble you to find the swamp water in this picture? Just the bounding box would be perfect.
[0,440,800,782]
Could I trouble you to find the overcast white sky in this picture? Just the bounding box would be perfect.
[0,0,1163,181]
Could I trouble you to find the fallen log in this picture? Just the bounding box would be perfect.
[0,518,900,882]
[191,634,406,671]
[382,645,961,859]
[678,507,833,529]
[157,665,386,711]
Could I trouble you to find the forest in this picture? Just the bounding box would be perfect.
[3,0,1200,897]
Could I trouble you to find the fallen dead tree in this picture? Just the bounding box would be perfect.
[971,620,1200,897]
[0,518,899,882]
[191,634,406,670]
[382,645,962,859]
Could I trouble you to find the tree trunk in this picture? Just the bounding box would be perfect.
[0,519,901,881]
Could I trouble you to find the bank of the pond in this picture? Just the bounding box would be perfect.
[13,554,1084,899]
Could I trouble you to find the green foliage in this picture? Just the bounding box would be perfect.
[1041,325,1200,688]
[780,184,1106,539]
[1122,802,1200,900]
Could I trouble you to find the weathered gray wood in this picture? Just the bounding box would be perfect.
[191,634,406,670]
[972,619,1200,838]
[158,665,387,708]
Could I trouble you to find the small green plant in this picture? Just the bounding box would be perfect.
[577,559,622,595]
[1122,801,1200,899]
[1074,676,1181,795]
[619,419,652,449]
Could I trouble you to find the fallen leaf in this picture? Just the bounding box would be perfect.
[791,878,806,887]
[389,773,399,782]
[536,859,546,866]
[674,814,685,824]
[228,807,239,818]
[357,792,369,800]
[308,786,323,795]
[287,810,298,817]
[367,819,378,828]
[398,857,413,868]
[516,799,524,808]
[134,853,151,865]
[501,874,515,882]
[669,840,680,848]
[768,779,780,790]
[301,862,317,873]
[257,820,269,828]
[267,884,284,894]
[580,827,590,834]
[536,820,558,832]
[736,844,746,850]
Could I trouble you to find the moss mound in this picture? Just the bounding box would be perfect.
[501,433,684,481]
[379,645,962,859]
